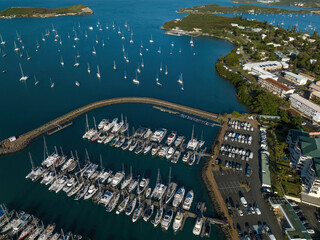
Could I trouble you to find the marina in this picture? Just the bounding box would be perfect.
[83,115,209,166]
[0,204,85,240]
[25,146,226,237]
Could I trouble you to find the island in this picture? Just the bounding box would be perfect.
[178,4,319,14]
[0,4,93,18]
[232,0,320,8]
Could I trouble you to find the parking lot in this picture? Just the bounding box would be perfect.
[213,119,284,240]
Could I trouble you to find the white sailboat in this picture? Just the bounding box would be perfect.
[97,65,101,79]
[171,41,174,47]
[0,34,5,45]
[50,78,55,88]
[76,51,80,58]
[190,36,194,46]
[137,63,141,74]
[160,63,162,72]
[95,35,98,44]
[74,31,79,41]
[130,34,133,44]
[158,47,161,54]
[74,57,79,67]
[92,46,96,55]
[26,51,31,61]
[88,63,91,74]
[149,35,154,43]
[60,56,64,66]
[19,63,28,81]
[124,71,127,80]
[14,41,20,52]
[102,40,105,47]
[113,60,117,71]
[34,75,39,86]
[133,73,139,85]
[141,59,144,68]
[156,73,162,87]
[75,81,80,87]
[165,65,168,75]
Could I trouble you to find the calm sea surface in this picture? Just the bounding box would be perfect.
[0,0,315,239]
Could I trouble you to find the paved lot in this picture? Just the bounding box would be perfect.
[214,121,284,239]
[298,203,320,239]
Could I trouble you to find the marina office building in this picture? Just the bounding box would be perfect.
[243,61,288,81]
[289,94,320,122]
[287,130,320,205]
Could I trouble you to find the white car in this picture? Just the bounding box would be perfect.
[255,207,261,215]
[238,209,244,216]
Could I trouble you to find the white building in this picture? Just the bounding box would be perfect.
[284,72,308,85]
[290,94,320,122]
[243,61,288,71]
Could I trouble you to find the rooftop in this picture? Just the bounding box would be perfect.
[264,78,291,91]
[290,94,320,113]
[261,151,271,188]
[288,129,309,143]
[299,136,320,159]
[285,71,307,81]
[299,73,315,81]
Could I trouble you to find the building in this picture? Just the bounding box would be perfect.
[289,135,320,202]
[284,72,308,85]
[243,61,288,71]
[286,129,309,149]
[310,91,320,101]
[299,73,315,82]
[269,197,313,240]
[258,77,294,97]
[274,51,290,62]
[309,83,320,93]
[252,67,278,80]
[261,151,271,189]
[290,94,320,122]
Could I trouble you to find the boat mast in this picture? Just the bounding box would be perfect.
[93,116,97,131]
[43,136,49,160]
[61,229,66,240]
[191,124,194,141]
[19,63,25,77]
[85,114,89,133]
[60,146,64,156]
[168,167,171,185]
[70,150,74,159]
[100,154,103,171]
[130,166,132,176]
[85,148,90,163]
[28,152,35,170]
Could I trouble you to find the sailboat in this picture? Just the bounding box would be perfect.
[85,31,88,38]
[88,63,91,74]
[178,73,183,85]
[92,46,96,55]
[141,59,144,68]
[158,47,161,54]
[26,51,31,61]
[124,71,127,80]
[121,34,125,40]
[50,78,55,88]
[171,41,174,47]
[34,75,39,86]
[140,41,143,49]
[165,167,177,204]
[124,20,128,28]
[14,41,20,52]
[165,65,168,75]
[149,35,154,43]
[137,63,141,74]
[179,48,181,54]
[75,81,80,87]
[190,36,194,46]
[126,53,129,63]
[76,51,80,58]
[132,72,139,85]
[60,56,64,66]
[102,40,105,47]
[0,34,5,45]
[74,57,79,67]
[159,63,162,72]
[139,49,142,56]
[113,60,117,71]
[97,65,101,79]
[36,40,40,49]
[156,73,162,87]
[130,34,133,44]
[95,35,98,44]
[19,63,28,81]
[74,31,79,41]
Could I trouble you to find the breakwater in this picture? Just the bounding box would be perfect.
[0,97,224,156]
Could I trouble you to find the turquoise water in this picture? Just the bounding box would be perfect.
[1,0,316,239]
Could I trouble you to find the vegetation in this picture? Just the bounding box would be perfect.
[267,128,301,197]
[0,4,92,18]
[178,4,315,14]
[232,0,320,8]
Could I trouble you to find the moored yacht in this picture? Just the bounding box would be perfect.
[143,204,154,222]
[125,197,137,216]
[165,147,175,160]
[111,171,125,187]
[83,184,98,200]
[128,175,140,193]
[106,193,120,212]
[192,217,204,236]
[116,195,130,214]
[161,207,173,231]
[132,202,144,222]
[99,191,113,206]
[137,178,149,195]
[182,190,194,210]
[172,187,185,208]
[166,131,177,146]
[173,210,184,232]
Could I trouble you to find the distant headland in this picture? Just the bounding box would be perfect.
[0,4,93,19]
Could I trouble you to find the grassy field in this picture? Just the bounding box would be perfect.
[178,4,314,14]
[0,4,91,17]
